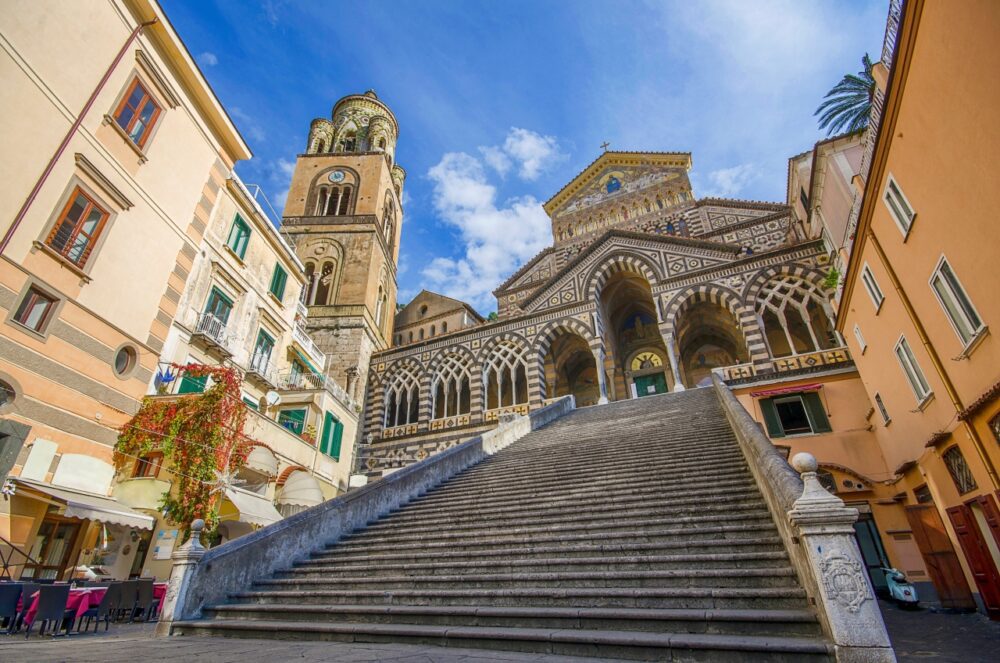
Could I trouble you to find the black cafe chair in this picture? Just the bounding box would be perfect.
[78,583,120,633]
[0,583,21,634]
[24,584,73,638]
[12,582,39,633]
[116,580,137,622]
[133,579,159,622]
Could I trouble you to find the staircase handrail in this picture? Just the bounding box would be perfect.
[157,395,577,632]
[0,534,40,580]
[711,375,895,662]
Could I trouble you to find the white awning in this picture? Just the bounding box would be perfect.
[223,488,283,527]
[277,470,323,508]
[245,445,279,476]
[16,479,154,530]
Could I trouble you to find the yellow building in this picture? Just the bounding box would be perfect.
[814,0,1000,618]
[0,0,249,580]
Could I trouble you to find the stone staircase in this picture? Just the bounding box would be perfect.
[173,388,833,660]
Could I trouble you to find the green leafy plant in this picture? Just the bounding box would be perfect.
[816,54,875,136]
[823,267,841,290]
[115,364,251,541]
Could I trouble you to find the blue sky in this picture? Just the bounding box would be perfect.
[161,0,887,314]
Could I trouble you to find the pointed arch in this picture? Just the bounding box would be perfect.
[584,250,661,301]
[531,317,597,359]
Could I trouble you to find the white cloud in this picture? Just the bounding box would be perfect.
[503,128,564,180]
[698,163,760,198]
[230,106,266,144]
[421,152,552,311]
[478,128,564,181]
[197,52,218,67]
[479,145,512,177]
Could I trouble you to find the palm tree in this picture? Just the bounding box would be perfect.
[815,54,876,136]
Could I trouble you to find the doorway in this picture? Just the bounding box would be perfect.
[905,504,976,610]
[853,511,891,594]
[634,372,667,398]
[21,517,81,580]
[947,502,1000,619]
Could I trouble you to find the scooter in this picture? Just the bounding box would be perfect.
[881,567,920,609]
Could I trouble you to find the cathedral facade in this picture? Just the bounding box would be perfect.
[361,150,844,475]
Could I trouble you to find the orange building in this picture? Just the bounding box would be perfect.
[831,0,1000,618]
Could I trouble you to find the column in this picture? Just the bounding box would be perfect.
[592,348,609,405]
[662,332,685,392]
[155,519,206,636]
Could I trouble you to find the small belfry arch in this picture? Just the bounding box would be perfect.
[301,239,345,307]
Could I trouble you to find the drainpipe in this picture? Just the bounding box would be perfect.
[867,229,1000,489]
[0,18,158,257]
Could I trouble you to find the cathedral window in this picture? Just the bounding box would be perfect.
[375,285,385,327]
[756,275,836,358]
[311,261,336,305]
[656,196,664,209]
[408,331,413,343]
[430,325,436,337]
[339,130,357,152]
[383,366,420,428]
[338,187,352,215]
[442,321,447,333]
[433,354,472,419]
[483,341,529,409]
[316,139,326,153]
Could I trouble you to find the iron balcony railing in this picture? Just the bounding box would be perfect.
[276,370,355,409]
[247,351,276,385]
[194,312,230,349]
[292,323,327,368]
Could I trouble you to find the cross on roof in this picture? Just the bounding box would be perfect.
[600,141,610,152]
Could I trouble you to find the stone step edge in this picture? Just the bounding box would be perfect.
[308,538,786,563]
[204,603,820,623]
[170,619,832,655]
[232,586,808,600]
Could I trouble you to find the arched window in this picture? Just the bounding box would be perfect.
[430,325,436,337]
[316,139,325,153]
[656,196,664,209]
[442,321,448,333]
[383,366,420,428]
[756,275,836,358]
[383,200,396,253]
[433,354,471,419]
[312,261,335,305]
[408,331,413,343]
[303,262,316,304]
[315,188,328,216]
[338,187,352,215]
[375,285,385,327]
[378,137,387,150]
[483,341,529,409]
[340,129,357,153]
[419,328,425,340]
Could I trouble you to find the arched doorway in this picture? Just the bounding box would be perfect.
[598,271,672,399]
[675,300,749,388]
[543,331,599,407]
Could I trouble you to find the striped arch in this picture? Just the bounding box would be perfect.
[426,345,480,422]
[584,250,662,300]
[661,282,769,369]
[742,263,832,305]
[369,356,424,433]
[531,317,597,359]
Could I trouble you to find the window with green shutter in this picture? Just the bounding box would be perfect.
[759,392,831,437]
[242,396,259,411]
[177,373,208,394]
[269,263,288,300]
[278,408,306,435]
[320,412,344,460]
[226,214,251,259]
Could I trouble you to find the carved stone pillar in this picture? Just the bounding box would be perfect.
[155,519,206,636]
[662,332,685,392]
[345,366,360,401]
[788,453,895,662]
[591,348,609,405]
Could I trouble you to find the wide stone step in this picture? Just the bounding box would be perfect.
[199,604,823,638]
[256,567,800,591]
[308,536,787,565]
[443,444,743,483]
[405,468,754,510]
[365,498,767,537]
[408,466,753,505]
[333,520,780,554]
[397,476,758,518]
[283,551,790,578]
[170,618,831,661]
[339,510,777,547]
[229,586,811,610]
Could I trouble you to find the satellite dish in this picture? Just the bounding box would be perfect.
[265,390,281,407]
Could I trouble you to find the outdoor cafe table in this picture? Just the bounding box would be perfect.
[22,582,168,627]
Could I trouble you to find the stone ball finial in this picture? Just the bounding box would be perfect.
[791,452,818,474]
[191,518,206,534]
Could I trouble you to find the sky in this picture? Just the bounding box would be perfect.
[161,0,887,315]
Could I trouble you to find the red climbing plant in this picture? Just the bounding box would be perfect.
[114,363,251,539]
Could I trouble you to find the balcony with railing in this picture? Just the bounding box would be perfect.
[276,369,355,410]
[245,351,277,389]
[190,312,232,357]
[291,323,327,370]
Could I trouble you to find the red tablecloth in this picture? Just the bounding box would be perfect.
[22,583,168,626]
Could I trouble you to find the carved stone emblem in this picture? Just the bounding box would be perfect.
[820,549,871,613]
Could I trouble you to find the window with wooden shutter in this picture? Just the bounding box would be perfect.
[759,392,830,437]
[46,187,110,267]
[113,78,161,148]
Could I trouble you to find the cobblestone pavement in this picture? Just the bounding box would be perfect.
[880,600,1000,662]
[2,602,999,662]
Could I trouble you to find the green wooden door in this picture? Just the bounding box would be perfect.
[634,372,668,397]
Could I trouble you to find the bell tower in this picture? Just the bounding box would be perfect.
[281,90,405,401]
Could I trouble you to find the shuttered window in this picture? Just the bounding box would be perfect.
[759,392,831,438]
[320,411,344,460]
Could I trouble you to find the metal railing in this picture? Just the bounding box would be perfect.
[291,324,326,368]
[276,370,355,409]
[247,352,275,385]
[194,312,229,348]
